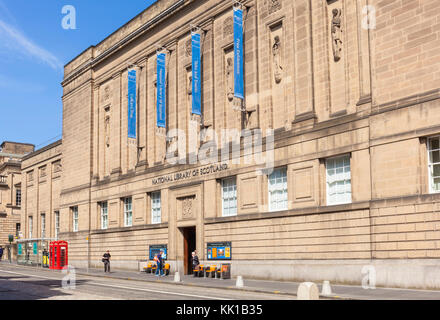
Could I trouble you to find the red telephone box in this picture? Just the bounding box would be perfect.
[49,241,68,270]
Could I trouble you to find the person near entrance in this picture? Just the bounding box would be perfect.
[0,246,3,261]
[192,251,200,273]
[155,250,165,277]
[102,250,111,273]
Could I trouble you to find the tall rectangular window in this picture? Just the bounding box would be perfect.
[72,206,79,232]
[151,192,161,224]
[268,168,288,212]
[124,197,132,227]
[16,223,20,238]
[222,177,237,217]
[100,202,108,230]
[29,216,33,238]
[55,211,60,239]
[16,189,21,207]
[326,155,352,205]
[41,213,46,238]
[428,137,440,193]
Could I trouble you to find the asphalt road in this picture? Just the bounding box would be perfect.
[0,264,293,300]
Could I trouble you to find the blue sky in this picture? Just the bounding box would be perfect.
[0,0,157,150]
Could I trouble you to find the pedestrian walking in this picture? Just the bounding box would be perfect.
[102,250,111,273]
[155,250,165,277]
[0,246,3,261]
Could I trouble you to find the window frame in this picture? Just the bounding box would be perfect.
[54,211,60,239]
[428,136,440,194]
[16,189,21,207]
[72,206,79,232]
[123,197,133,227]
[151,192,162,224]
[28,216,33,238]
[325,154,352,206]
[221,177,237,217]
[41,213,46,238]
[268,167,288,212]
[100,202,108,230]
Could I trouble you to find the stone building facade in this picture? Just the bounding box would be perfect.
[0,142,34,250]
[21,140,62,242]
[21,0,440,288]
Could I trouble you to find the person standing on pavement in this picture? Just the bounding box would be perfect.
[191,251,200,273]
[102,250,111,273]
[155,250,165,277]
[0,246,3,261]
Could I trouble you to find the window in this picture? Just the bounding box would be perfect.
[100,202,108,230]
[428,137,440,193]
[222,177,237,217]
[268,168,288,212]
[72,207,79,232]
[29,216,33,238]
[16,189,21,207]
[55,211,60,239]
[151,192,161,224]
[16,223,20,238]
[124,197,132,227]
[326,155,352,205]
[41,213,46,238]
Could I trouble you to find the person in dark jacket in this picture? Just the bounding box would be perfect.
[0,247,3,261]
[102,250,111,273]
[192,251,200,273]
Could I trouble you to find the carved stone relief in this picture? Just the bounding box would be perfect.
[269,0,282,14]
[179,195,196,219]
[331,8,343,62]
[272,35,283,84]
[225,56,234,102]
[185,38,192,57]
[223,17,233,38]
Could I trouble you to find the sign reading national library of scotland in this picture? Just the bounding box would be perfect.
[152,163,229,185]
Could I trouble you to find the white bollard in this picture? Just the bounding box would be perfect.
[321,280,332,296]
[236,276,244,288]
[297,282,320,300]
[174,271,181,282]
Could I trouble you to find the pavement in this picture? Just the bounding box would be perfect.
[2,261,440,300]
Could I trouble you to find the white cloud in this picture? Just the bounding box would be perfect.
[0,19,62,71]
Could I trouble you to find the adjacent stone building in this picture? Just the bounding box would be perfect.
[21,0,440,288]
[0,142,34,251]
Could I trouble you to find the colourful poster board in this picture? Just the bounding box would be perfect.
[149,244,167,260]
[207,242,232,260]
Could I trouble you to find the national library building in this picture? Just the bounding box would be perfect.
[19,0,440,288]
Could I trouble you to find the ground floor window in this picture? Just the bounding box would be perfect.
[151,192,161,224]
[268,168,288,212]
[29,216,33,238]
[100,202,108,230]
[55,211,60,239]
[222,177,237,217]
[428,137,440,193]
[124,197,133,227]
[72,207,78,232]
[326,155,352,205]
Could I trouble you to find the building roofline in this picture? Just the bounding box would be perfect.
[0,141,35,148]
[62,0,185,85]
[22,139,62,161]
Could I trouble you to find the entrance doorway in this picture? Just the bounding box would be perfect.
[181,226,196,275]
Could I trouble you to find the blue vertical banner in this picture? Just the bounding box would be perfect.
[191,32,202,115]
[157,52,167,128]
[233,6,244,100]
[127,69,137,139]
